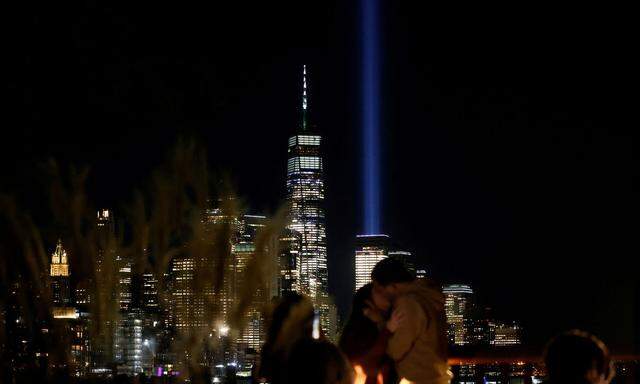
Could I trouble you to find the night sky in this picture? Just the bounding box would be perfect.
[4,2,637,352]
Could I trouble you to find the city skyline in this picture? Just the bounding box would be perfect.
[34,64,529,371]
[3,0,637,359]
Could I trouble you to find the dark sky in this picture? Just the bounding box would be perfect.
[4,2,637,352]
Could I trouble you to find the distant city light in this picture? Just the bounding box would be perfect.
[52,307,78,319]
[218,324,230,337]
[312,311,321,340]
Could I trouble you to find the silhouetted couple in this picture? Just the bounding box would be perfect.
[258,257,616,384]
[255,257,450,384]
[340,258,451,384]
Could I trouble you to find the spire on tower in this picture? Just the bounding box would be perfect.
[302,64,308,131]
[50,238,69,276]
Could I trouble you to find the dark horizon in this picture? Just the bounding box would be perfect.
[3,1,637,353]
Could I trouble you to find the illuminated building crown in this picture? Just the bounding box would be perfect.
[50,238,69,277]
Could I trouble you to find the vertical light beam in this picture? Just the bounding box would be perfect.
[361,0,381,235]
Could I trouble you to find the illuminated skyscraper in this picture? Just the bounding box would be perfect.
[287,65,326,298]
[140,270,162,376]
[170,256,202,330]
[286,65,336,338]
[354,234,389,291]
[108,212,135,374]
[490,321,522,346]
[142,272,159,312]
[116,255,133,312]
[49,239,93,376]
[198,207,277,365]
[92,209,116,372]
[415,268,427,280]
[231,215,272,355]
[278,228,301,296]
[388,249,416,275]
[443,284,474,346]
[116,312,144,375]
[202,205,243,324]
[69,314,91,377]
[50,239,71,306]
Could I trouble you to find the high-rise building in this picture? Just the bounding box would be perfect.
[355,236,422,290]
[102,212,137,374]
[50,239,71,306]
[354,234,389,291]
[490,321,522,346]
[75,280,91,305]
[169,205,234,335]
[286,66,326,299]
[92,209,119,373]
[443,284,474,346]
[388,249,416,275]
[170,256,202,329]
[138,268,167,376]
[49,239,92,377]
[278,228,301,296]
[198,207,279,368]
[202,205,243,324]
[69,313,91,377]
[116,255,133,312]
[231,215,271,355]
[467,317,491,346]
[286,65,336,338]
[115,311,144,375]
[142,272,159,312]
[415,268,427,280]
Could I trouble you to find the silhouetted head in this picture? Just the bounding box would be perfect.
[352,283,374,310]
[259,293,315,383]
[352,283,388,316]
[544,330,613,384]
[371,257,415,301]
[339,283,380,359]
[287,339,353,384]
[266,292,314,342]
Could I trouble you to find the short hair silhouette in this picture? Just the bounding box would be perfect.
[544,330,611,382]
[371,257,414,286]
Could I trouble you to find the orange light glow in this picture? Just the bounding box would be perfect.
[353,365,367,384]
[352,365,385,384]
[398,379,415,384]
